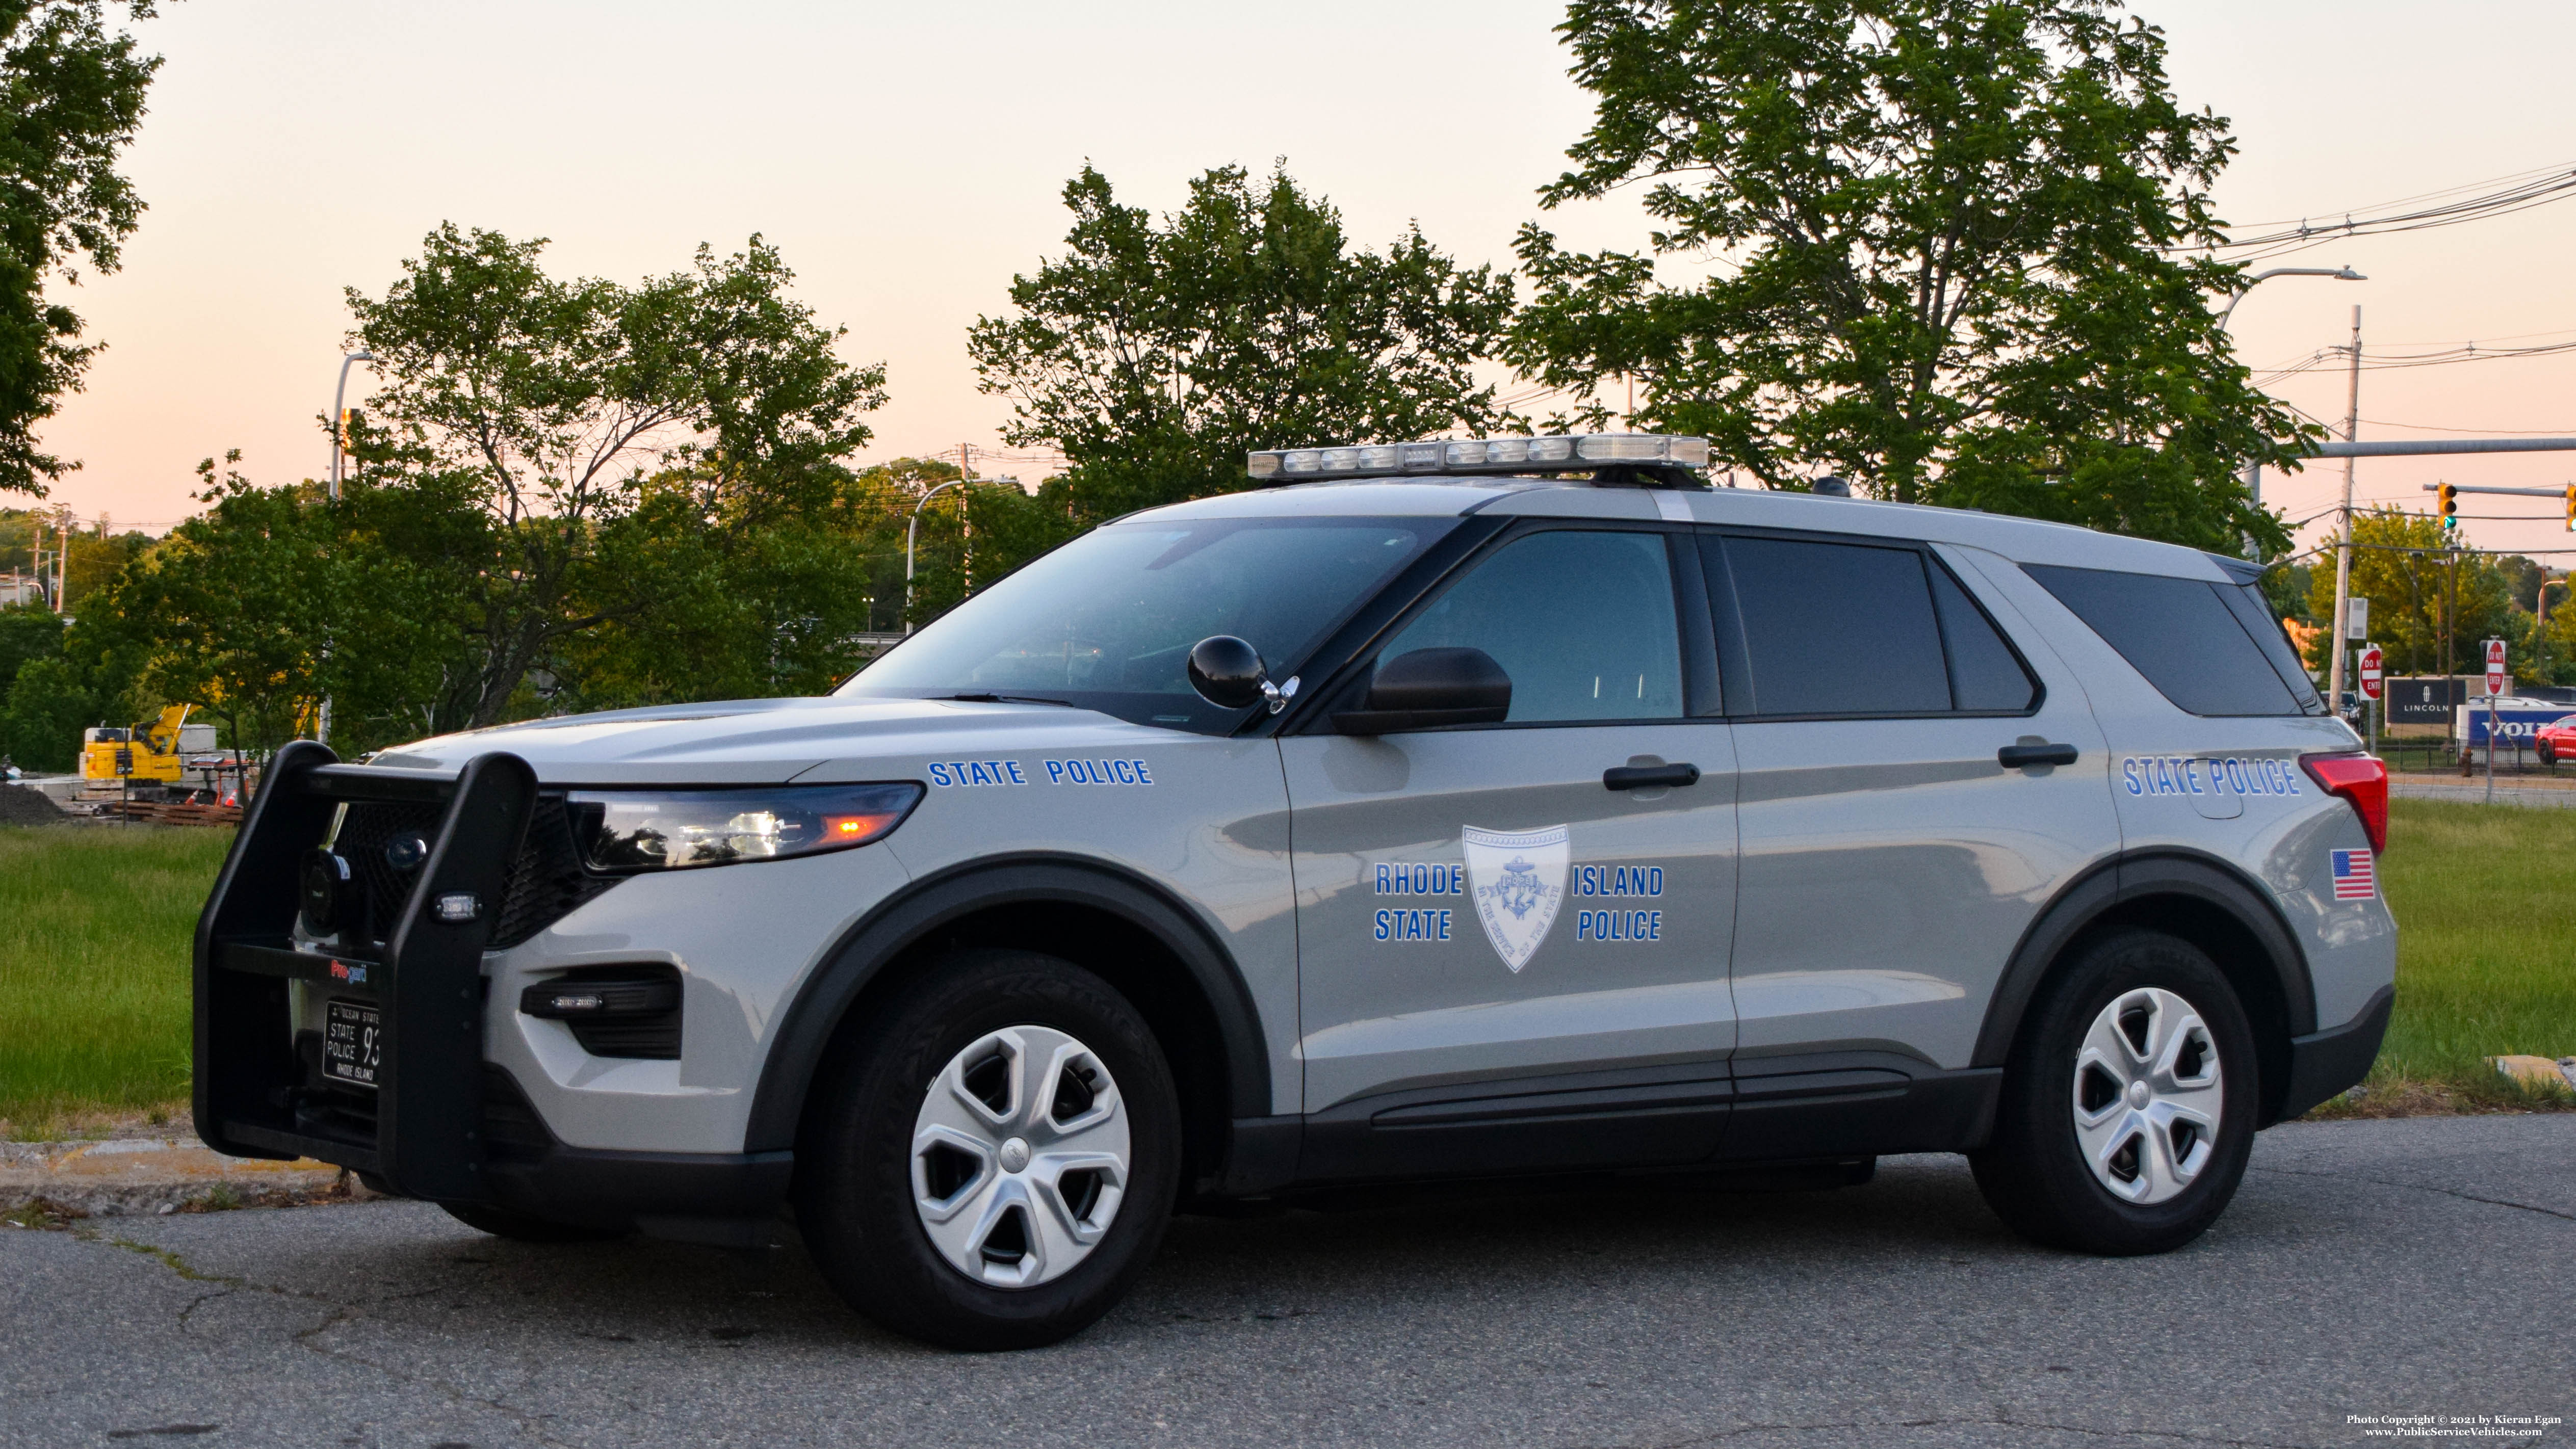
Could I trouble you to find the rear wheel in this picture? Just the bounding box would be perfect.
[796,950,1181,1350]
[1971,930,2257,1256]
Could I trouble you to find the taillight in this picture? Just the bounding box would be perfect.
[2302,753,2388,854]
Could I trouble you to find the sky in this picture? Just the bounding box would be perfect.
[28,1,2576,581]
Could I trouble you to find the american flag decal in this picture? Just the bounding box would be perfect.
[2331,849,2376,900]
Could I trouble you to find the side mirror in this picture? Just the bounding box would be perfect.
[1332,647,1511,735]
[1187,635,1297,714]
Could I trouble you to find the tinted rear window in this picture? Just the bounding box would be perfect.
[2214,579,2326,711]
[1708,537,2039,717]
[2024,564,2318,717]
[1931,565,2040,713]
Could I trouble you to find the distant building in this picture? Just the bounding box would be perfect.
[0,572,48,609]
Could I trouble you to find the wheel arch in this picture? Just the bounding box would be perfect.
[1973,849,2317,1127]
[744,854,1273,1187]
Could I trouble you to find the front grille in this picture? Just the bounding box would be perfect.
[328,794,619,953]
[492,797,619,949]
[335,799,444,943]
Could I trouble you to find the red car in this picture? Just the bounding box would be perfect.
[2537,716,2576,765]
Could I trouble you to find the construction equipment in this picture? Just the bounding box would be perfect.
[81,705,194,787]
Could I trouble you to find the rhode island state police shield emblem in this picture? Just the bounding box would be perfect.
[1462,824,1570,973]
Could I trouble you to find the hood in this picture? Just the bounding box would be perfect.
[363,695,1173,785]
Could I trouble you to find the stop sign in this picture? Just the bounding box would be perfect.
[2486,638,2507,697]
[2359,645,2384,701]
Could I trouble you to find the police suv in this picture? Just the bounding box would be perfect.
[194,434,2393,1350]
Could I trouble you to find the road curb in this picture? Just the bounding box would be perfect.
[1,1137,353,1220]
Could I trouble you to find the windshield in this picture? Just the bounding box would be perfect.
[841,516,1445,731]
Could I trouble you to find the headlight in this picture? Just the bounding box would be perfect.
[569,783,924,873]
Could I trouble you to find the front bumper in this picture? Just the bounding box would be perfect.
[192,742,794,1230]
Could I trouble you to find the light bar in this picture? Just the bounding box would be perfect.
[1247,433,1710,483]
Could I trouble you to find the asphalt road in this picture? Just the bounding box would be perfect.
[4,1115,2569,1449]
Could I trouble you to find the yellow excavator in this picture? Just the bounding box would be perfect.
[81,704,193,786]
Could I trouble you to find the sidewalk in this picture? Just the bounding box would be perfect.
[2390,777,2576,809]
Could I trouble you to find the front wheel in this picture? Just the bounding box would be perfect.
[1971,930,2258,1256]
[795,950,1181,1350]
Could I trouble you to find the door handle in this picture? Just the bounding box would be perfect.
[1997,742,2078,769]
[1603,762,1701,791]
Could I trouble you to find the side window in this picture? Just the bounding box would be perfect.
[2215,579,2326,711]
[1378,529,1683,724]
[1711,536,1951,716]
[1930,564,2040,713]
[2024,563,2314,717]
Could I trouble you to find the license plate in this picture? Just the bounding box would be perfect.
[322,999,381,1089]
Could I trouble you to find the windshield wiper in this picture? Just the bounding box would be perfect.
[939,693,1077,707]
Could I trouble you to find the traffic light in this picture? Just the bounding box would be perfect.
[2438,482,2459,532]
[337,408,363,452]
[2564,482,2574,532]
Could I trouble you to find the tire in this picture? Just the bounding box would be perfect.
[440,1202,622,1243]
[1971,930,2258,1256]
[795,949,1182,1351]
[2539,742,2557,766]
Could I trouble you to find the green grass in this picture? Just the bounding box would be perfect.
[0,801,2568,1129]
[2373,798,2576,1096]
[0,825,234,1129]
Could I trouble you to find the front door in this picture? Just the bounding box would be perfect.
[1281,525,1740,1180]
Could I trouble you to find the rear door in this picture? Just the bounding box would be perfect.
[1281,522,1741,1178]
[1703,530,2119,1142]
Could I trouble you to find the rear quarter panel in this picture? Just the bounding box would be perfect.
[1951,547,2395,1033]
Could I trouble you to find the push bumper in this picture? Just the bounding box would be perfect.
[192,741,793,1230]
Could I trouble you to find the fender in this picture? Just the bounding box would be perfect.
[742,853,1273,1154]
[1972,848,2318,1070]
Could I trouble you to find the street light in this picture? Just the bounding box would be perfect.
[2223,266,2365,550]
[2216,265,2366,332]
[2540,576,2568,683]
[902,478,969,635]
[329,349,378,501]
[315,349,377,746]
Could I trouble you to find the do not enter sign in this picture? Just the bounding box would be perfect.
[2359,646,2384,701]
[2486,638,2508,697]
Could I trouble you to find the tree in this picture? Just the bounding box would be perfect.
[0,598,60,694]
[345,224,887,727]
[1508,0,2315,552]
[0,652,89,769]
[1,1,163,495]
[2300,510,2516,681]
[57,452,482,758]
[969,164,1516,526]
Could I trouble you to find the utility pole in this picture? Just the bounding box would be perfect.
[51,504,72,612]
[957,442,976,596]
[2328,305,2362,712]
[2444,547,2459,765]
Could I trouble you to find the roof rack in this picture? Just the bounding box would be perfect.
[1246,433,1711,489]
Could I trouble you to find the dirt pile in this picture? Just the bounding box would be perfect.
[0,784,67,825]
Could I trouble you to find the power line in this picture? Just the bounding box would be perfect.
[2360,417,2576,436]
[2198,162,2576,264]
[2250,336,2576,387]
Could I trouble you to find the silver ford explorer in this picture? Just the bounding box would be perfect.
[193,433,2395,1349]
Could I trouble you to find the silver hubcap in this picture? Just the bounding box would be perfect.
[2072,987,2224,1205]
[910,1025,1130,1288]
